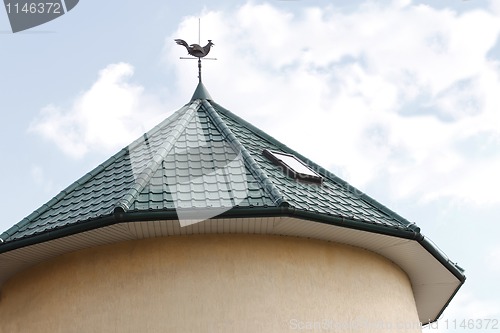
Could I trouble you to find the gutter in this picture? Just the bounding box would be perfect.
[2,206,417,249]
[419,236,466,283]
[0,214,117,254]
[0,206,465,284]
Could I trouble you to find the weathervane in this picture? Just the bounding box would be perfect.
[175,19,216,83]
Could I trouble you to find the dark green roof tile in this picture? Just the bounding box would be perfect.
[1,82,417,243]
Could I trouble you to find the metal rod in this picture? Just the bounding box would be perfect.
[198,57,202,83]
[180,57,217,60]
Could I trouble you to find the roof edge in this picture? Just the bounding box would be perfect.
[0,206,420,254]
[419,236,466,283]
[2,206,466,283]
[425,281,466,325]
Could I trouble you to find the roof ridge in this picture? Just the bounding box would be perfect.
[201,100,287,207]
[125,105,186,153]
[210,101,413,228]
[114,100,202,212]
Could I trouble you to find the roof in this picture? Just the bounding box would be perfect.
[0,82,415,243]
[0,82,465,323]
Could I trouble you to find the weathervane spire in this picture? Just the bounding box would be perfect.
[175,19,217,83]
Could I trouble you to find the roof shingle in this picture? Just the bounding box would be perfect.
[1,82,415,242]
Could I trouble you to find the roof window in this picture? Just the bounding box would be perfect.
[263,149,323,184]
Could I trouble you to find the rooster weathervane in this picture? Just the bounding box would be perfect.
[175,39,214,58]
[175,20,216,83]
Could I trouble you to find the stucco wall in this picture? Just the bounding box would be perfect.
[0,235,421,332]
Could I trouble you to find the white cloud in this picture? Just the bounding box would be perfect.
[29,2,500,205]
[29,63,165,159]
[168,1,500,205]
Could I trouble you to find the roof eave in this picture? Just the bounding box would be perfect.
[122,207,467,284]
[0,206,465,282]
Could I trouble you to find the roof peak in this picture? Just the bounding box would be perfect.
[191,81,212,101]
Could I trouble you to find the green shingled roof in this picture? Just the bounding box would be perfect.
[0,82,419,243]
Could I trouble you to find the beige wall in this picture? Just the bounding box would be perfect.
[0,235,421,332]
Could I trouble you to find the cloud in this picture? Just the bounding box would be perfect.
[168,1,500,205]
[29,1,500,206]
[29,63,165,159]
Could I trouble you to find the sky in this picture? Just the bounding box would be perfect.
[1,0,500,331]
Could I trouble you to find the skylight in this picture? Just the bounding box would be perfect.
[263,149,323,184]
